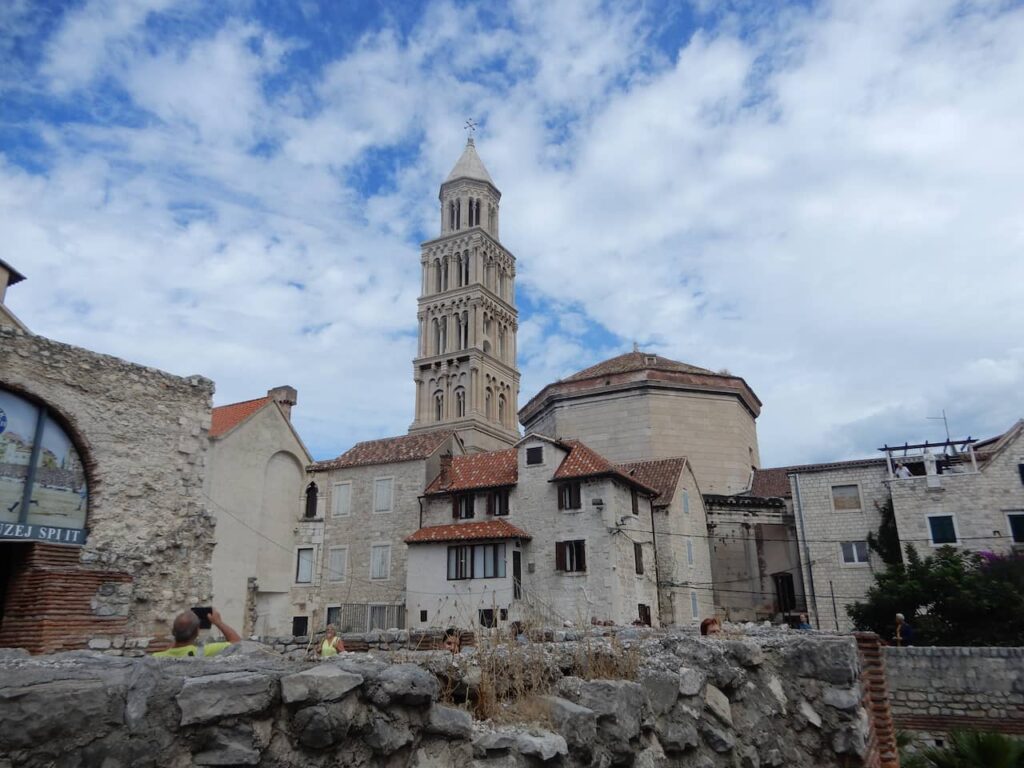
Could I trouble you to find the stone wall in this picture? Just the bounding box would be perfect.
[0,326,215,653]
[886,645,1024,740]
[0,629,885,767]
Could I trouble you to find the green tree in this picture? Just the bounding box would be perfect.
[847,545,1024,646]
[866,496,902,566]
[914,730,1024,768]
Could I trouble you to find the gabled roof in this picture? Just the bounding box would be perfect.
[210,397,271,438]
[406,518,530,544]
[553,440,659,495]
[425,448,517,495]
[0,257,26,286]
[619,457,688,507]
[310,430,455,472]
[973,419,1024,465]
[444,138,495,187]
[565,351,714,381]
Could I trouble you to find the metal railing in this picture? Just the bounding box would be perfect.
[325,603,405,633]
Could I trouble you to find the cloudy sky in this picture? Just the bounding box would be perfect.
[2,0,1022,466]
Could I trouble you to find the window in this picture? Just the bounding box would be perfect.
[682,490,690,515]
[326,606,340,628]
[831,484,862,512]
[370,544,391,579]
[304,482,318,518]
[332,482,351,517]
[927,514,959,545]
[462,251,470,285]
[1008,512,1024,544]
[455,388,466,418]
[555,540,586,573]
[485,389,493,418]
[690,591,699,620]
[486,488,510,516]
[374,478,393,513]
[328,546,347,582]
[452,493,475,519]
[292,616,308,637]
[558,482,582,510]
[0,387,89,545]
[686,537,694,566]
[638,604,651,626]
[368,604,389,630]
[841,541,870,564]
[631,488,639,515]
[498,394,506,425]
[434,391,444,421]
[526,446,543,465]
[448,545,473,580]
[420,609,428,622]
[634,542,644,575]
[295,547,313,584]
[479,608,497,628]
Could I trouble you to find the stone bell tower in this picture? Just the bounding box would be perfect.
[408,135,520,452]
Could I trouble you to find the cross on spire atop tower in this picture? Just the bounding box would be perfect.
[464,118,477,144]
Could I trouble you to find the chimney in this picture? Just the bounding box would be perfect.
[267,385,298,421]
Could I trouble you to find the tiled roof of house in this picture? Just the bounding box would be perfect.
[619,457,688,507]
[425,448,518,494]
[749,458,888,498]
[565,351,715,381]
[210,397,271,438]
[310,430,454,472]
[554,440,659,495]
[405,518,531,544]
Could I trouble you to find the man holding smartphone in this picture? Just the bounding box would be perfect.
[152,607,242,658]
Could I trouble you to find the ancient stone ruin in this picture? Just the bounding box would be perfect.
[0,629,882,767]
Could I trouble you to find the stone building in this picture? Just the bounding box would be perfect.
[405,434,660,629]
[1,285,215,652]
[302,431,464,634]
[408,136,520,453]
[206,386,312,637]
[519,350,762,496]
[0,257,27,331]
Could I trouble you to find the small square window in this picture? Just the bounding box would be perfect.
[831,485,862,512]
[420,609,428,622]
[499,608,508,621]
[292,616,309,637]
[558,482,582,510]
[841,541,870,564]
[479,608,496,628]
[526,446,543,465]
[555,540,586,572]
[928,515,958,545]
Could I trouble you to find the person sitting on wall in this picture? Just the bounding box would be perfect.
[152,608,241,658]
[894,613,915,647]
[320,624,346,658]
[699,617,722,636]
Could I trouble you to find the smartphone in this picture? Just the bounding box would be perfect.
[191,606,213,630]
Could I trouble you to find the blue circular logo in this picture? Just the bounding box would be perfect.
[0,407,6,435]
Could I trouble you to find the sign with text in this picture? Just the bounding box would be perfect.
[0,522,85,545]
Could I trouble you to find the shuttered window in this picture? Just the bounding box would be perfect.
[555,540,586,572]
[557,482,582,510]
[634,543,644,575]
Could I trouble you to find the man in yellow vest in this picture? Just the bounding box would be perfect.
[152,608,241,658]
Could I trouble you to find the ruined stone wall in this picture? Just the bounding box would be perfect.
[0,326,215,653]
[886,645,1024,740]
[0,629,884,768]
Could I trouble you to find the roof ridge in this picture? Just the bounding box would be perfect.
[212,395,270,410]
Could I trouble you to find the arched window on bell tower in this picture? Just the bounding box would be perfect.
[455,199,461,230]
[432,318,441,355]
[462,251,470,285]
[455,387,466,418]
[485,388,493,419]
[434,391,444,422]
[434,259,442,293]
[498,394,506,426]
[460,311,469,349]
[441,258,449,291]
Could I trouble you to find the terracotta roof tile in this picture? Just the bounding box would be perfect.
[311,430,454,471]
[425,449,517,494]
[553,440,659,495]
[406,519,531,544]
[564,351,714,381]
[210,397,271,438]
[750,468,792,498]
[619,457,687,506]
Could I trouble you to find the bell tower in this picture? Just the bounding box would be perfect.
[409,134,520,451]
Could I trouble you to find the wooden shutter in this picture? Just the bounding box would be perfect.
[577,541,587,572]
[466,495,474,519]
[486,492,494,515]
[452,496,459,519]
[571,483,581,510]
[555,541,566,571]
[557,485,565,510]
[634,542,643,574]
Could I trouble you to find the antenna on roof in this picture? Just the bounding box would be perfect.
[926,409,952,444]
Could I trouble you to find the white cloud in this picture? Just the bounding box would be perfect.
[4,0,1023,465]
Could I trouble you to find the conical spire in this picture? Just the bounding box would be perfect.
[444,137,495,186]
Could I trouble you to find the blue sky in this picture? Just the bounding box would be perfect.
[2,0,1023,466]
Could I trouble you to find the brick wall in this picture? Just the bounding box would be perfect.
[886,646,1024,741]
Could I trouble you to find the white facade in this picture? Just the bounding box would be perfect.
[405,435,661,630]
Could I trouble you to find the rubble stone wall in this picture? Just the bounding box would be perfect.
[0,326,215,653]
[0,630,884,767]
[886,645,1024,739]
